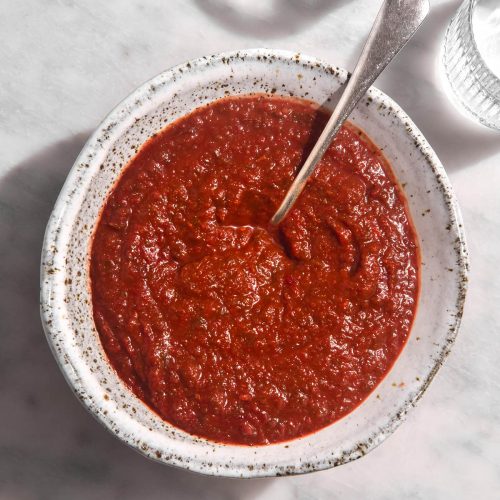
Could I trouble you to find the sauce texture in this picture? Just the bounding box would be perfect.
[91,95,419,445]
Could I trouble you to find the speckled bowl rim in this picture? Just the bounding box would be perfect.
[41,48,469,477]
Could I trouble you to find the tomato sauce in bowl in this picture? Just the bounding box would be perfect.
[90,95,419,445]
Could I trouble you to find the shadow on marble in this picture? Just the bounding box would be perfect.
[0,134,274,499]
[377,0,500,173]
[193,0,349,39]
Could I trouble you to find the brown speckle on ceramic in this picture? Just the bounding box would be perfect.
[40,49,468,478]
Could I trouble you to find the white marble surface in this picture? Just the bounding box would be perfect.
[1,0,499,498]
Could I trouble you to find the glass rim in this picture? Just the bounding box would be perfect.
[465,0,500,98]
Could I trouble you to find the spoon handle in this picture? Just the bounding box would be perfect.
[271,0,430,225]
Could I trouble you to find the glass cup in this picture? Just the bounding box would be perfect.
[443,0,500,130]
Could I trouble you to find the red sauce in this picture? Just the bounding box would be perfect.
[91,95,419,445]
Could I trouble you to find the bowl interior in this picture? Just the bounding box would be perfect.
[41,49,468,477]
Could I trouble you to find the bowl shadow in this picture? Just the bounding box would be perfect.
[0,134,273,498]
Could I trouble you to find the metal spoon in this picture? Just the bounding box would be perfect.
[271,0,430,225]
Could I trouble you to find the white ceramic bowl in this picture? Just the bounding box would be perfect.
[40,49,468,477]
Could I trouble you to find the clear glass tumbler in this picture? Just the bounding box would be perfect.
[443,0,500,130]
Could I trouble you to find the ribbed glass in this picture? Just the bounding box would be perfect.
[443,0,500,130]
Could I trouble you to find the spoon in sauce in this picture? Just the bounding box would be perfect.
[271,0,430,225]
